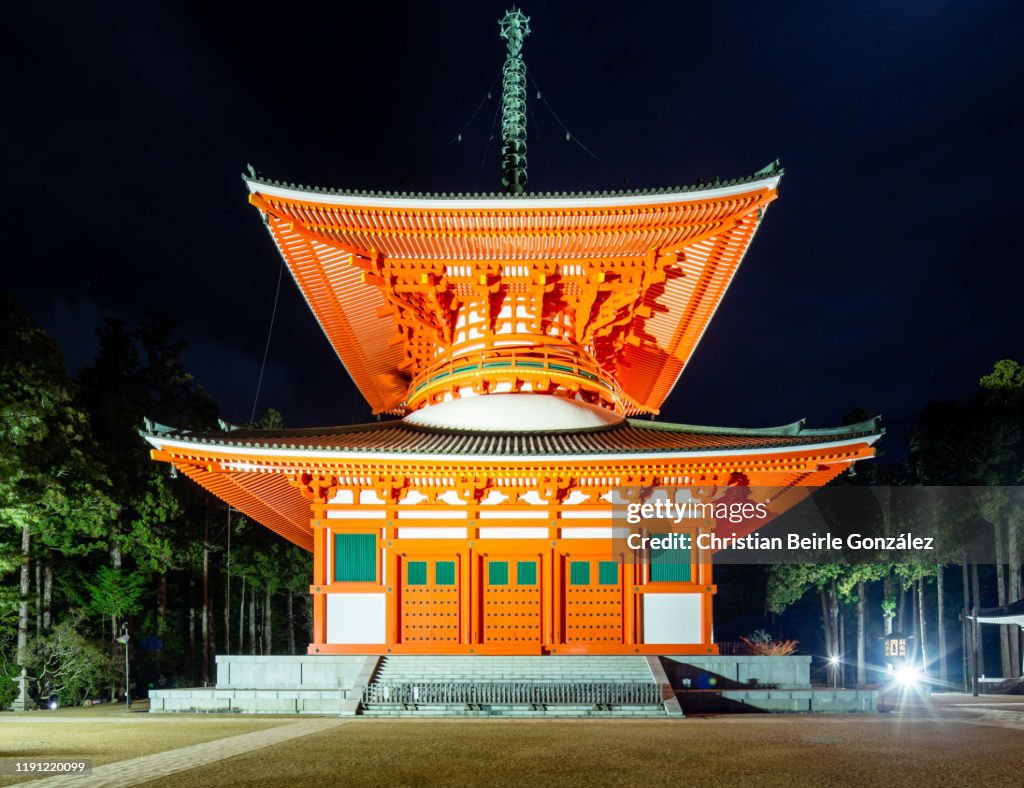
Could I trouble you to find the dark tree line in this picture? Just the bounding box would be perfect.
[767,360,1024,687]
[3,296,1022,704]
[1,299,310,707]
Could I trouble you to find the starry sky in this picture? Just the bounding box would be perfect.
[7,1,1024,455]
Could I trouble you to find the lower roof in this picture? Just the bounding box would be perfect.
[974,599,1024,627]
[143,415,882,462]
[143,415,881,552]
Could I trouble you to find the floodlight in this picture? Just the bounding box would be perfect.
[894,664,920,687]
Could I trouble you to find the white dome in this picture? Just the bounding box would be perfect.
[403,394,623,432]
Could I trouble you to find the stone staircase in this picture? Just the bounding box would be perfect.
[359,655,669,717]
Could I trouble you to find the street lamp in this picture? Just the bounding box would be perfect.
[116,623,131,710]
[226,505,241,655]
[828,654,840,689]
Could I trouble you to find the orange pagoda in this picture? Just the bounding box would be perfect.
[144,10,879,656]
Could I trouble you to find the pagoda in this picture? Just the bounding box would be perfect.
[144,9,880,656]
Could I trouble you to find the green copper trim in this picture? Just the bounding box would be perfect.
[498,8,531,194]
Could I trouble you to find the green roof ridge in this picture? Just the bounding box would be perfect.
[628,416,881,439]
[627,418,805,436]
[141,411,881,450]
[240,161,783,202]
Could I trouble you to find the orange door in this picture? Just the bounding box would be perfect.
[399,558,460,645]
[563,558,623,645]
[481,557,541,646]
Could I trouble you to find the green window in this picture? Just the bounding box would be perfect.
[407,561,427,586]
[598,561,619,586]
[517,561,537,585]
[435,561,456,586]
[570,561,591,585]
[334,533,376,582]
[650,534,691,582]
[488,561,509,586]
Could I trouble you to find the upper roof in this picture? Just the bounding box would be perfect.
[243,163,781,208]
[245,163,782,416]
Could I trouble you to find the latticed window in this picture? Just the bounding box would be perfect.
[435,561,456,586]
[517,561,537,585]
[407,561,428,586]
[598,561,619,585]
[334,533,376,582]
[570,561,590,585]
[650,534,690,582]
[488,561,509,585]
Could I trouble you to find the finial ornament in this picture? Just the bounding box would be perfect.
[499,7,531,56]
[498,8,531,194]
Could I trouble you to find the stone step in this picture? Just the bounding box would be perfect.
[375,656,655,685]
[360,703,666,718]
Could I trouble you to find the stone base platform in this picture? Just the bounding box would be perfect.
[149,687,357,714]
[719,689,878,713]
[148,654,878,715]
[665,655,878,713]
[149,655,378,714]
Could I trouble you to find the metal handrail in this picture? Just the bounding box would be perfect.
[362,680,662,706]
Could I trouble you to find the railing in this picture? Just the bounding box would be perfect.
[405,342,630,411]
[715,641,755,656]
[362,681,663,707]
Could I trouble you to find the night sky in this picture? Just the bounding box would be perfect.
[7,1,1024,455]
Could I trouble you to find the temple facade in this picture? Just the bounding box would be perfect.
[143,10,879,657]
[143,167,880,656]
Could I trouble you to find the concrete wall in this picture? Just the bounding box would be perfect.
[148,688,358,714]
[150,655,379,714]
[662,655,812,688]
[215,655,370,689]
[661,656,877,712]
[720,689,878,713]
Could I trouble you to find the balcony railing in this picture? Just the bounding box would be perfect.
[405,342,633,412]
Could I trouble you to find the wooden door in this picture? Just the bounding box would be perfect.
[481,557,541,646]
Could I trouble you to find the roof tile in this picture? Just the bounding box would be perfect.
[143,416,881,458]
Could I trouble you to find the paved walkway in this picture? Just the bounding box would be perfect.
[26,718,348,787]
[933,701,1024,731]
[0,715,279,725]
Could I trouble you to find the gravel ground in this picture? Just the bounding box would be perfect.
[2,695,1023,787]
[152,712,1023,788]
[0,703,290,787]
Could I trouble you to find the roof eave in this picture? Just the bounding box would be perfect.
[241,166,783,211]
[143,431,880,465]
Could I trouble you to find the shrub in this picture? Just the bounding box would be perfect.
[739,629,799,656]
[31,615,118,705]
